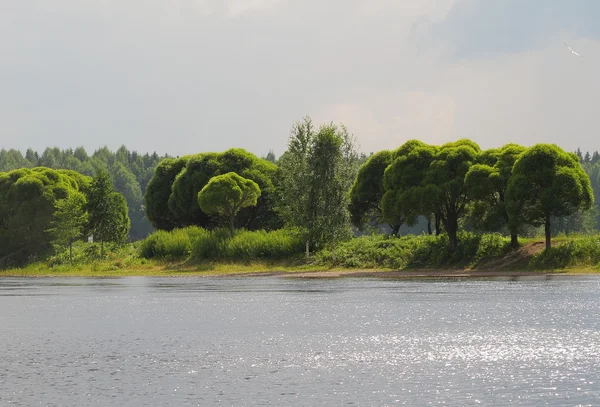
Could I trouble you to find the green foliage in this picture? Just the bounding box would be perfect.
[0,167,91,268]
[217,229,304,260]
[349,150,394,231]
[139,227,206,260]
[86,170,131,254]
[47,192,88,262]
[315,232,512,269]
[276,117,359,254]
[146,149,279,231]
[0,145,164,241]
[382,142,438,229]
[465,144,526,241]
[145,156,189,230]
[424,141,481,251]
[506,144,594,248]
[198,172,261,231]
[529,236,600,269]
[308,124,359,248]
[140,227,303,261]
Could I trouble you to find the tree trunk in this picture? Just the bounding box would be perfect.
[390,225,400,237]
[510,233,519,248]
[446,213,458,252]
[332,235,336,265]
[435,214,442,236]
[545,215,552,250]
[229,213,235,236]
[427,218,432,235]
[305,240,310,260]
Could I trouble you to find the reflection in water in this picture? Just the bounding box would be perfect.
[1,276,600,406]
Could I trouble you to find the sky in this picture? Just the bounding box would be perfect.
[2,0,600,157]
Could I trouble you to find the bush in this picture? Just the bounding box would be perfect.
[140,227,304,261]
[315,232,513,269]
[139,227,206,260]
[222,229,304,260]
[529,237,600,269]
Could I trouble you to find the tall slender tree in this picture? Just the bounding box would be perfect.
[86,170,130,256]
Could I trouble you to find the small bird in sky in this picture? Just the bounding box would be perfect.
[565,42,581,57]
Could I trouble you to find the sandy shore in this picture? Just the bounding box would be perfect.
[238,269,574,279]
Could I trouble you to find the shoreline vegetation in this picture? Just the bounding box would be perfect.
[2,120,600,278]
[2,230,599,278]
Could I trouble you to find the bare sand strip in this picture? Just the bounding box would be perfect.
[241,269,568,279]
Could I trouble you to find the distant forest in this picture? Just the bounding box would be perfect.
[0,146,167,240]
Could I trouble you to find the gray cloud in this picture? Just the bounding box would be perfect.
[1,0,599,158]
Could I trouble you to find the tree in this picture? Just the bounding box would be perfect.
[506,144,593,249]
[465,144,527,247]
[423,140,481,251]
[0,168,90,268]
[275,117,315,257]
[264,150,277,163]
[47,193,87,262]
[349,150,395,233]
[144,157,189,230]
[198,172,261,233]
[308,124,358,261]
[155,149,279,231]
[382,141,437,235]
[276,117,358,259]
[86,170,130,256]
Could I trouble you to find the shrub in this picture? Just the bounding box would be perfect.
[315,232,513,269]
[529,237,600,269]
[139,227,206,260]
[192,228,303,260]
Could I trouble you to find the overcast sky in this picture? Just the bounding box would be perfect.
[2,0,600,157]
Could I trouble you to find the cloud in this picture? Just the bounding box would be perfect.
[1,0,600,158]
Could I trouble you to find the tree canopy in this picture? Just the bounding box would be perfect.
[349,150,395,232]
[276,117,358,257]
[0,145,164,241]
[506,144,593,248]
[465,143,527,246]
[0,167,91,267]
[145,148,280,232]
[86,170,131,255]
[198,172,261,232]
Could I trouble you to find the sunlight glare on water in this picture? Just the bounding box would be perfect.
[1,276,600,406]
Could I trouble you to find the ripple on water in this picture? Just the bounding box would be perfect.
[1,277,600,406]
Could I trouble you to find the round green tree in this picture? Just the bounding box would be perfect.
[506,144,593,249]
[197,172,261,232]
[349,150,395,232]
[465,143,527,247]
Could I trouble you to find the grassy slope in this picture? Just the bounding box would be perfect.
[0,236,600,277]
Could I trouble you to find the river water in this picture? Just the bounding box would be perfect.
[1,276,600,406]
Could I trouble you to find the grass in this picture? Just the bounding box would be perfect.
[315,232,514,269]
[2,231,600,277]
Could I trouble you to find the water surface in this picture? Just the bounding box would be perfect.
[1,276,600,406]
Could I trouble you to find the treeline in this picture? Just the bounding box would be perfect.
[0,146,167,240]
[350,141,593,250]
[2,116,598,270]
[144,118,358,258]
[0,168,129,267]
[576,151,600,231]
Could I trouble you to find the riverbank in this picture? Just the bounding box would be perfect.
[1,259,598,278]
[2,236,599,278]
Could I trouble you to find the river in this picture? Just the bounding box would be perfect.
[1,276,600,406]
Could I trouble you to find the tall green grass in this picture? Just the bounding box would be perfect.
[315,232,513,269]
[140,227,304,261]
[139,227,207,260]
[529,236,600,269]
